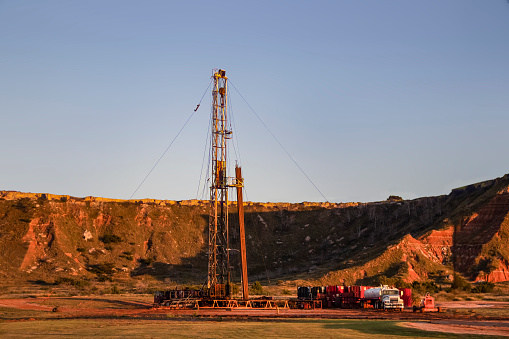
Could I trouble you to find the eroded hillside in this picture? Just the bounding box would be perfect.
[1,173,508,289]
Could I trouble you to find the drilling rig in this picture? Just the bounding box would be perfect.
[154,69,249,307]
[207,68,248,300]
[208,69,231,298]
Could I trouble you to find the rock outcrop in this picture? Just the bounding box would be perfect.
[1,174,508,286]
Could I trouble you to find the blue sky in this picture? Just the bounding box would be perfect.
[1,0,508,203]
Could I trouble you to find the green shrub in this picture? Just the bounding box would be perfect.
[54,277,74,285]
[411,281,440,295]
[394,278,411,289]
[87,262,115,275]
[101,234,122,244]
[54,277,90,288]
[98,275,113,282]
[119,251,134,261]
[13,198,34,212]
[139,258,153,266]
[472,281,495,293]
[230,283,240,295]
[250,281,264,295]
[34,279,50,285]
[451,274,471,292]
[282,289,291,295]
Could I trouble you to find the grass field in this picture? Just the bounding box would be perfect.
[0,318,498,338]
[1,294,508,338]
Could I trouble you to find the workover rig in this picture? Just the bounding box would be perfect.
[154,69,250,308]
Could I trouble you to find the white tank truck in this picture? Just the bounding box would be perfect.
[363,285,404,310]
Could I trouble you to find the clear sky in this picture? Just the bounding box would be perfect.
[1,0,508,203]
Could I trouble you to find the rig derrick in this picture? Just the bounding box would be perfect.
[155,69,249,308]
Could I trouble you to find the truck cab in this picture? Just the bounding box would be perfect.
[380,288,404,310]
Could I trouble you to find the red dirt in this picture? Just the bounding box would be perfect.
[0,298,53,311]
[403,320,509,337]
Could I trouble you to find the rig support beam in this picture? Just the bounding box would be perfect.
[236,165,249,300]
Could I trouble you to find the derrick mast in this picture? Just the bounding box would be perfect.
[208,69,231,296]
[154,69,249,307]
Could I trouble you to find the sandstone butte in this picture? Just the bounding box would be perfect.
[0,173,508,287]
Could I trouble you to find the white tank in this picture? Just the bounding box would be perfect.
[364,285,401,299]
[364,286,383,299]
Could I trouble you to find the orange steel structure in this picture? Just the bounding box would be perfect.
[207,69,248,299]
[236,165,249,300]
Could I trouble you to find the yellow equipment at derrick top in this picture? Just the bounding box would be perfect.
[214,69,227,79]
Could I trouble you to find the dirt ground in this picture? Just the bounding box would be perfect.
[403,320,509,337]
[1,297,509,337]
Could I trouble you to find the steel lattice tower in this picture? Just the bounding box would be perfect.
[208,69,231,296]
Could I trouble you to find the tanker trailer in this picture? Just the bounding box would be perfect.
[363,285,404,310]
